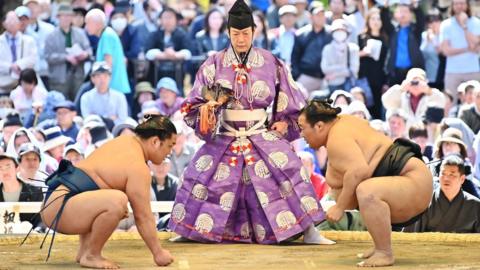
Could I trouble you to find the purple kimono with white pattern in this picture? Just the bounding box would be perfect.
[168,47,325,243]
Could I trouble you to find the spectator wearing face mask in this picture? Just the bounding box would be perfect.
[325,0,361,44]
[321,19,359,93]
[85,9,132,96]
[110,1,143,91]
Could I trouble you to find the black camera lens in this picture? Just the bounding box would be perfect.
[410,80,419,86]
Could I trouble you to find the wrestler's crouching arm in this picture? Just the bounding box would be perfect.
[126,168,174,266]
[326,166,370,222]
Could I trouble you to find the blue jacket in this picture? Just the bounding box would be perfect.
[380,6,425,76]
[291,26,331,79]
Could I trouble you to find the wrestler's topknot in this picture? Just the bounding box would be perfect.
[300,98,341,126]
[134,114,177,140]
[310,98,342,116]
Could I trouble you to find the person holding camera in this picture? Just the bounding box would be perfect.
[382,68,445,128]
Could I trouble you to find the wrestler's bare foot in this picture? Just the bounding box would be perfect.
[77,234,90,263]
[357,250,394,267]
[76,243,89,263]
[80,253,119,269]
[357,247,375,259]
[76,248,84,263]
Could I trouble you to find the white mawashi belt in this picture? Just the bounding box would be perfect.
[220,109,268,138]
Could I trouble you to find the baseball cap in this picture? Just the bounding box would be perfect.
[17,142,41,161]
[15,6,31,18]
[53,100,76,111]
[309,2,325,14]
[91,61,111,75]
[405,68,427,82]
[57,3,75,15]
[63,144,84,157]
[279,5,297,16]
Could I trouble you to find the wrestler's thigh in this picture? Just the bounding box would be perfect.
[45,189,128,235]
[356,176,431,224]
[41,184,72,229]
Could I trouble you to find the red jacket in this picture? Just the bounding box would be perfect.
[311,173,329,200]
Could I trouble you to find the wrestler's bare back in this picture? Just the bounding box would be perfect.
[76,135,150,190]
[326,115,392,194]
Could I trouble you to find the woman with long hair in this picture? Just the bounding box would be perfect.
[358,7,389,119]
[193,8,229,59]
[252,10,270,50]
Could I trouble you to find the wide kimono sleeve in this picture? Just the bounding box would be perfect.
[272,59,307,142]
[180,55,222,140]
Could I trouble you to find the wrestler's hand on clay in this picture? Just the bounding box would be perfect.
[154,248,174,266]
[270,121,288,137]
[326,204,344,223]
